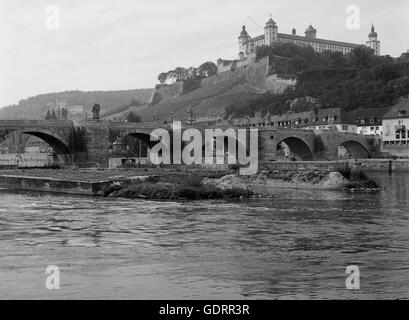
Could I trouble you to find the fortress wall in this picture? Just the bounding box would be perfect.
[265,74,296,94]
[201,68,246,87]
[149,82,185,105]
[244,57,269,91]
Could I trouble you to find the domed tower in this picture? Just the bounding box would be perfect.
[305,24,317,39]
[264,15,278,45]
[238,25,251,56]
[366,24,380,56]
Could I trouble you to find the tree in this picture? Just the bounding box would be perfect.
[174,67,188,81]
[187,67,198,79]
[45,110,51,120]
[51,109,57,120]
[198,62,217,77]
[167,70,177,84]
[158,72,168,84]
[348,45,376,69]
[126,112,141,123]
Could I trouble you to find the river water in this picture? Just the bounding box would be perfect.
[0,172,408,299]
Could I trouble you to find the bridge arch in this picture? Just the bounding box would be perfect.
[277,136,315,161]
[0,128,71,155]
[110,131,156,159]
[339,140,370,159]
[21,129,71,154]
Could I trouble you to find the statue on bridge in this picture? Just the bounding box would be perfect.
[61,108,69,120]
[92,104,101,120]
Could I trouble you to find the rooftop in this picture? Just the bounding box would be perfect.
[278,33,361,48]
[383,97,409,119]
[349,107,391,125]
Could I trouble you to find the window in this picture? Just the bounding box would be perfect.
[398,120,404,125]
[399,110,407,117]
[403,131,407,139]
[360,120,365,125]
[342,125,348,131]
[396,131,401,139]
[370,127,375,131]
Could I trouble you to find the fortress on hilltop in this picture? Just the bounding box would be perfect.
[238,15,380,57]
[218,15,380,74]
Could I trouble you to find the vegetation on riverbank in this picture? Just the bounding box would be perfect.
[334,163,380,191]
[103,173,253,200]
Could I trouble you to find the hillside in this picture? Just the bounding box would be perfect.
[226,44,409,117]
[137,57,274,122]
[134,44,409,122]
[0,89,153,120]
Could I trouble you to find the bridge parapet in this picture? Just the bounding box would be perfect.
[0,120,74,127]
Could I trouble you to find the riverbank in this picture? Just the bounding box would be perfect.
[0,165,380,198]
[260,159,409,173]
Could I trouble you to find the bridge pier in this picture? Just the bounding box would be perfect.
[82,125,110,167]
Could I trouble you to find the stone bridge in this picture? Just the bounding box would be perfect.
[0,120,376,167]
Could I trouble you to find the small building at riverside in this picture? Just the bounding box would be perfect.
[382,97,409,157]
[234,108,356,134]
[349,107,391,136]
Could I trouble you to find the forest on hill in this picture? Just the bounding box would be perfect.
[226,43,409,118]
[0,89,153,120]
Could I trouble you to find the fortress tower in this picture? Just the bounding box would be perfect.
[366,24,380,56]
[238,25,251,56]
[304,24,317,39]
[264,15,278,45]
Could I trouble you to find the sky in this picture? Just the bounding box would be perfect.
[0,0,408,107]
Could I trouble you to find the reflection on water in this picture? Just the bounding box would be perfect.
[0,172,409,299]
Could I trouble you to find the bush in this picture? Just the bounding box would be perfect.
[126,112,141,123]
[349,168,369,182]
[335,164,369,182]
[335,163,351,180]
[184,175,203,187]
[345,179,379,189]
